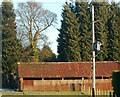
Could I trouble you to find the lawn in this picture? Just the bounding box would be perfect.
[1,91,84,95]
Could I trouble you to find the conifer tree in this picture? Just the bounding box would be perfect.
[118,5,120,61]
[40,45,56,62]
[0,6,2,63]
[2,1,22,75]
[57,3,81,62]
[75,2,92,61]
[58,1,119,62]
[92,2,110,61]
[107,2,119,61]
[57,4,69,61]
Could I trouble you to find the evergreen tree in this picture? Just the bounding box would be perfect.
[57,3,72,62]
[91,2,110,61]
[107,2,119,61]
[40,45,56,62]
[0,6,2,64]
[21,44,56,62]
[58,1,119,62]
[57,3,81,62]
[118,5,120,61]
[2,1,22,75]
[75,2,92,61]
[20,45,37,62]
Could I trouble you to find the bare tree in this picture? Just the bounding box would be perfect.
[16,2,57,61]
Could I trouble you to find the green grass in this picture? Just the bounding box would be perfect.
[83,90,114,95]
[2,91,83,95]
[1,90,113,96]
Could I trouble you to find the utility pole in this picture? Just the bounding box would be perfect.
[92,5,95,97]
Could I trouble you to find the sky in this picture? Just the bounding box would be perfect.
[0,0,120,55]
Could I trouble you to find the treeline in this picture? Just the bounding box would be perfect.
[2,1,57,89]
[2,1,56,76]
[112,70,120,97]
[1,1,120,76]
[57,1,119,62]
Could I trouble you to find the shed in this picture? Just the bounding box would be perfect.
[17,61,119,91]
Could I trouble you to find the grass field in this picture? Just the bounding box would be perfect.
[1,91,84,95]
[1,90,113,96]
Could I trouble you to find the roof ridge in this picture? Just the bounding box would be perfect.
[17,61,120,64]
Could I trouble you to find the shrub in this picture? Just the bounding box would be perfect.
[112,70,120,97]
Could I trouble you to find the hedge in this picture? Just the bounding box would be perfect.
[2,74,17,89]
[112,70,120,97]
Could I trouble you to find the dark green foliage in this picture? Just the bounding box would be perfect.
[2,74,9,88]
[93,2,119,61]
[57,3,82,62]
[2,74,17,89]
[58,1,119,62]
[40,45,56,62]
[0,5,1,89]
[21,44,56,62]
[118,7,120,61]
[107,2,119,61]
[20,45,38,62]
[58,2,91,62]
[92,2,110,61]
[2,1,22,75]
[76,2,92,61]
[112,71,120,97]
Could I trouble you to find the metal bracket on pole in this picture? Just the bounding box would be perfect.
[94,19,102,23]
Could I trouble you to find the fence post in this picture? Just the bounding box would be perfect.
[96,90,97,96]
[113,91,115,97]
[89,87,90,95]
[98,89,99,95]
[84,85,85,93]
[109,91,111,97]
[107,91,109,95]
[105,91,106,95]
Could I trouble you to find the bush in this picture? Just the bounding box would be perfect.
[112,70,120,97]
[2,74,17,89]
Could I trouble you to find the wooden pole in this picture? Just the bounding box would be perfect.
[92,5,95,97]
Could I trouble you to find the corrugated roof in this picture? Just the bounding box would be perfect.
[18,61,119,78]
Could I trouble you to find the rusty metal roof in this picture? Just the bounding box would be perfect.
[18,61,119,78]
